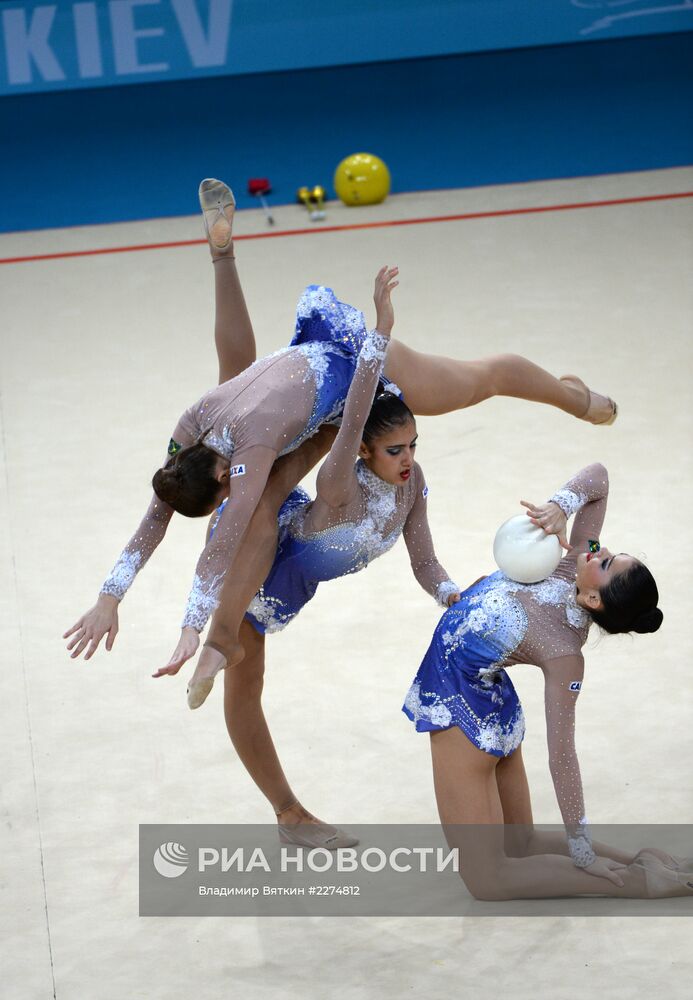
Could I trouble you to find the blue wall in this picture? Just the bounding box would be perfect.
[3,0,692,96]
[1,31,692,232]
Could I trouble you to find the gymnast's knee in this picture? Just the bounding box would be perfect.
[483,353,525,394]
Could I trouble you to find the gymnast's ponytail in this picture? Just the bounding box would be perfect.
[590,562,663,636]
[152,443,221,517]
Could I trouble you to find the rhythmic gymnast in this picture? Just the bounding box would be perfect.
[150,266,458,847]
[65,178,618,678]
[402,464,691,898]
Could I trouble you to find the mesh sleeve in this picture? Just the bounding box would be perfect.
[541,654,596,868]
[402,467,459,605]
[100,410,203,601]
[315,330,389,507]
[548,463,609,552]
[100,493,174,600]
[181,444,277,631]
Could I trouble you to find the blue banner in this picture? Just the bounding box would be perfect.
[1,0,692,96]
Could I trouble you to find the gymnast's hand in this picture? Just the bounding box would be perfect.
[373,265,399,335]
[63,593,120,660]
[446,591,461,607]
[153,628,200,678]
[584,856,627,887]
[520,499,571,550]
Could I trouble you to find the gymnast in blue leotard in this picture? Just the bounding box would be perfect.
[189,265,460,701]
[177,266,459,847]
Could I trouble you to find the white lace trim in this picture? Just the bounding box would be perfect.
[567,831,596,868]
[101,549,142,600]
[404,682,453,729]
[296,285,339,320]
[353,460,400,562]
[404,681,525,755]
[496,574,591,630]
[549,488,586,519]
[246,592,290,634]
[296,341,333,391]
[182,572,225,632]
[436,579,461,607]
[359,329,390,366]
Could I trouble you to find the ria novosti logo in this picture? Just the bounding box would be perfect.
[153,843,189,878]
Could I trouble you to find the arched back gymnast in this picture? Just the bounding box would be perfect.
[401,464,690,899]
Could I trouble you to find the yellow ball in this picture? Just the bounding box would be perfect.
[334,153,391,206]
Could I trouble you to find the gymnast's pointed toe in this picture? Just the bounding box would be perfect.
[187,677,215,710]
[198,178,236,256]
[560,374,618,426]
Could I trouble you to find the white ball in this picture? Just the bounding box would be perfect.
[493,514,562,584]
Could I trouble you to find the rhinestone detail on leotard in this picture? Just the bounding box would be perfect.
[101,549,143,600]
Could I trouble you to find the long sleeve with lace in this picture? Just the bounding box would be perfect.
[540,653,594,866]
[100,493,175,600]
[99,417,193,600]
[505,463,610,865]
[549,462,609,559]
[403,469,460,605]
[181,444,278,630]
[315,329,389,507]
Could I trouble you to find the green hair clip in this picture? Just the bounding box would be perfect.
[168,438,183,457]
[588,539,600,553]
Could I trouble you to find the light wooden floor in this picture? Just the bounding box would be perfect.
[1,167,692,999]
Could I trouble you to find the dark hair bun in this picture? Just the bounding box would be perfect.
[632,608,663,634]
[152,464,181,506]
[151,443,222,517]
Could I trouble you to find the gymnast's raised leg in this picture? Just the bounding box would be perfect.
[385,341,616,423]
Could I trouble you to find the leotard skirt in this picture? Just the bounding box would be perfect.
[286,285,400,449]
[402,577,526,758]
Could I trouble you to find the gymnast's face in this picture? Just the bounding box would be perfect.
[575,547,638,610]
[359,419,418,486]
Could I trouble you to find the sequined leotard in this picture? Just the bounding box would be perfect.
[403,463,609,868]
[100,286,393,631]
[210,325,459,633]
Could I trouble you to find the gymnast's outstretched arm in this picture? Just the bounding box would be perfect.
[64,187,254,660]
[315,266,398,507]
[402,464,461,606]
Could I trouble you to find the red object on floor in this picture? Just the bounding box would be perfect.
[248,178,272,195]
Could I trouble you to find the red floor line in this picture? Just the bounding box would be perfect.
[1,190,691,265]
